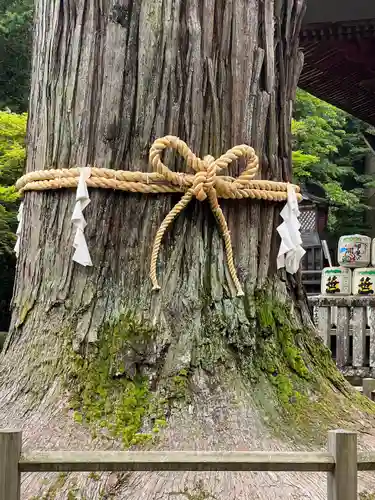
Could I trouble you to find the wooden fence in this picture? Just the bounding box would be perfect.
[309,296,375,374]
[2,429,375,499]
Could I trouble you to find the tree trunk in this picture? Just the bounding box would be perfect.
[2,0,375,499]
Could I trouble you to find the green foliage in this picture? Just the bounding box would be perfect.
[0,110,27,183]
[0,204,16,255]
[292,89,371,236]
[0,110,26,247]
[0,109,26,329]
[0,0,33,111]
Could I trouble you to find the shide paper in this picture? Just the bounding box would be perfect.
[14,201,24,258]
[72,167,92,266]
[277,183,305,274]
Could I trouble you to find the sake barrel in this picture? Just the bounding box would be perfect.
[371,239,375,266]
[321,267,352,296]
[337,234,371,268]
[352,268,375,295]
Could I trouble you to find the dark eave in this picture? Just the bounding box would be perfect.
[300,1,375,124]
[303,0,375,26]
[299,21,375,125]
[301,193,328,206]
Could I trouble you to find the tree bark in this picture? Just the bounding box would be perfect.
[2,0,375,499]
[14,0,309,340]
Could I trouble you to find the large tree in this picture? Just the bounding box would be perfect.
[2,1,375,499]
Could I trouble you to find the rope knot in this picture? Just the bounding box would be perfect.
[192,156,216,201]
[149,136,262,297]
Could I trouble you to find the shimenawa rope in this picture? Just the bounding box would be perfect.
[16,135,301,296]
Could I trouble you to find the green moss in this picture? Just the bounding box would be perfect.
[195,314,232,373]
[253,295,312,423]
[67,490,81,500]
[64,312,165,448]
[194,287,375,443]
[169,369,191,402]
[88,472,100,481]
[30,473,68,499]
[255,293,309,376]
[360,492,375,500]
[18,300,33,326]
[249,290,375,442]
[169,480,217,500]
[58,286,375,449]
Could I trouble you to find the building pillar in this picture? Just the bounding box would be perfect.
[365,152,375,238]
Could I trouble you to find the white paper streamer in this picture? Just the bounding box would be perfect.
[277,184,306,274]
[72,167,92,266]
[14,201,24,258]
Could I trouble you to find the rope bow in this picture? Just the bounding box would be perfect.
[149,135,260,297]
[15,134,301,296]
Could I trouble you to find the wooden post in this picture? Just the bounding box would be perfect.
[327,430,357,500]
[0,430,22,500]
[317,306,331,346]
[369,307,375,368]
[362,378,375,400]
[352,307,367,368]
[336,307,350,367]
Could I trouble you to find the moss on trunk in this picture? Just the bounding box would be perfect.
[55,286,374,452]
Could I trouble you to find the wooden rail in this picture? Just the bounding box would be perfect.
[2,429,375,499]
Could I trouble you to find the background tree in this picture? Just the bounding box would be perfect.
[0,0,31,332]
[0,0,33,111]
[292,89,372,238]
[2,2,375,499]
[0,110,26,331]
